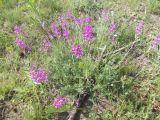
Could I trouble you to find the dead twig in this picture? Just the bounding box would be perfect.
[102,39,140,60]
[67,93,90,120]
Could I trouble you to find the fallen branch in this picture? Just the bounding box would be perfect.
[67,93,90,120]
[102,39,140,59]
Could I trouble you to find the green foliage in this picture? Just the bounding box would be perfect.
[117,23,135,45]
[1,0,17,9]
[148,0,160,13]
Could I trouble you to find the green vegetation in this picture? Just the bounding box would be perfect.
[0,0,160,120]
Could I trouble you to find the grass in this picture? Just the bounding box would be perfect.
[0,0,160,120]
[148,0,160,14]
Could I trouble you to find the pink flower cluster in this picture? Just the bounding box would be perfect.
[52,97,68,108]
[57,14,70,40]
[41,39,52,51]
[63,30,70,40]
[16,38,26,50]
[84,16,91,23]
[109,22,117,33]
[76,98,80,107]
[14,25,31,53]
[83,25,93,42]
[72,44,83,59]
[14,25,21,34]
[75,18,84,25]
[101,10,109,21]
[16,38,31,52]
[51,22,61,38]
[27,45,31,52]
[58,15,65,23]
[66,11,74,20]
[152,34,160,48]
[135,21,144,36]
[75,16,91,25]
[51,19,70,40]
[30,68,48,84]
[58,17,68,29]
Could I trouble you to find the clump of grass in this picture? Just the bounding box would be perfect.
[148,0,160,14]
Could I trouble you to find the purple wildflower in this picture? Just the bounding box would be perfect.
[58,14,69,29]
[52,97,68,108]
[101,9,109,21]
[61,22,69,30]
[135,21,144,36]
[58,15,64,23]
[152,34,160,48]
[41,39,52,51]
[72,44,83,59]
[83,25,93,42]
[75,18,83,25]
[16,38,26,50]
[30,68,48,84]
[63,30,70,40]
[84,16,91,23]
[26,45,31,53]
[76,98,80,107]
[51,22,61,38]
[109,22,117,33]
[14,25,21,34]
[66,11,74,20]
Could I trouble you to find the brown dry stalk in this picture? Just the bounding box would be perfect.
[102,39,140,60]
[67,93,90,120]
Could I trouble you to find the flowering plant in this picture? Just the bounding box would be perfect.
[8,1,159,119]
